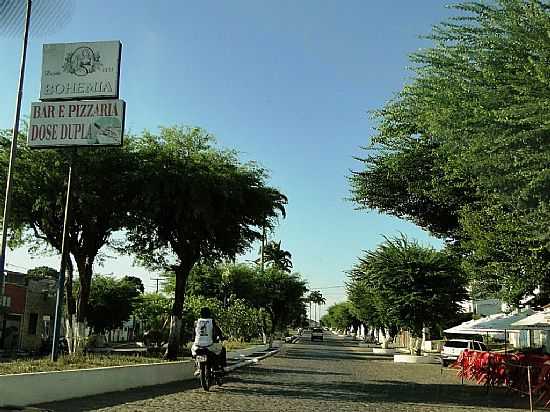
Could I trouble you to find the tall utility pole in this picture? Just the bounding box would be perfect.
[0,0,32,343]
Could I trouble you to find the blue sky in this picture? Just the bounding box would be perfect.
[0,1,452,311]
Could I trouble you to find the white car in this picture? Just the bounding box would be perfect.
[440,339,487,366]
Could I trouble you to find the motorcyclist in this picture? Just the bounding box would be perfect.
[191,307,227,373]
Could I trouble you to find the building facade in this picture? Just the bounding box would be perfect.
[0,271,57,353]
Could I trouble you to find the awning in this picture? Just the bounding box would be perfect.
[511,310,550,330]
[444,309,535,334]
[471,309,535,332]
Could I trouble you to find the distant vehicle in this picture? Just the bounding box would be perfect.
[440,339,487,366]
[311,327,324,342]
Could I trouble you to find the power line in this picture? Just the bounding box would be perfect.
[310,285,346,290]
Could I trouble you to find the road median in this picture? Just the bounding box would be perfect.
[0,343,279,408]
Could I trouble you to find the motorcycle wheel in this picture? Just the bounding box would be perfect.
[215,371,224,386]
[199,362,210,391]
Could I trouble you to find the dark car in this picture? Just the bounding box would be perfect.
[311,327,324,342]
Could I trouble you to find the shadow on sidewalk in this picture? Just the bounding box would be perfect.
[36,380,198,412]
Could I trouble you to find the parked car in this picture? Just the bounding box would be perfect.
[440,339,488,366]
[311,327,324,342]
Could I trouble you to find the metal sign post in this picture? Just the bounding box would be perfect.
[51,154,73,361]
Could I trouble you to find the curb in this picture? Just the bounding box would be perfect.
[0,343,279,408]
[224,348,280,373]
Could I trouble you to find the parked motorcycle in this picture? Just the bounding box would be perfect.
[194,347,224,391]
[39,336,69,356]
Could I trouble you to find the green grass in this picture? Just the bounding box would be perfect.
[0,354,172,376]
[0,340,266,376]
[224,339,264,351]
[185,339,264,351]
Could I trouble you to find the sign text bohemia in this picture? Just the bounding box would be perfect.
[40,41,121,100]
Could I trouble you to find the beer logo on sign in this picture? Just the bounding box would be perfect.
[63,46,102,77]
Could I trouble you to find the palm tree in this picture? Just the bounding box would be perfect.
[258,240,293,273]
[308,290,325,324]
[317,294,326,323]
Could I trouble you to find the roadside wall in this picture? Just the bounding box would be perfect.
[0,360,196,407]
[0,343,272,407]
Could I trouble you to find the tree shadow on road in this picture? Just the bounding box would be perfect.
[36,380,198,412]
[235,366,351,376]
[283,350,392,362]
[226,368,529,410]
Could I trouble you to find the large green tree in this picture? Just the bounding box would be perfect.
[257,267,308,334]
[125,126,287,359]
[321,302,360,332]
[350,236,467,355]
[0,131,141,345]
[307,290,326,323]
[26,266,58,280]
[86,275,143,335]
[350,0,550,304]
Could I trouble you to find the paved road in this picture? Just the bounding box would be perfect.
[38,332,532,411]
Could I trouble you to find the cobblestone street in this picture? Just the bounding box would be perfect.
[38,333,532,411]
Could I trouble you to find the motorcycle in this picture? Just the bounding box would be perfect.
[194,347,224,391]
[39,336,69,356]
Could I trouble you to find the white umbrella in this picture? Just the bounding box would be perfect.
[471,309,535,332]
[443,312,512,334]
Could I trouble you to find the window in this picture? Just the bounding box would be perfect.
[444,340,468,348]
[28,313,38,335]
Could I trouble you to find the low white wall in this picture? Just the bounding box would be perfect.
[227,344,268,359]
[373,348,396,354]
[393,354,439,364]
[0,343,272,408]
[0,361,195,407]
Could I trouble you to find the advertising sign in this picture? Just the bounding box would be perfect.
[28,99,125,148]
[40,41,122,100]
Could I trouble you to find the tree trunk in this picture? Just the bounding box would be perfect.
[260,308,268,344]
[73,252,96,351]
[410,335,422,356]
[165,259,193,360]
[64,257,76,353]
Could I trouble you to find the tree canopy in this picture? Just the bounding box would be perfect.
[349,0,550,305]
[348,236,467,343]
[0,131,141,330]
[260,240,293,272]
[321,302,360,332]
[26,266,58,281]
[124,126,288,358]
[86,275,143,334]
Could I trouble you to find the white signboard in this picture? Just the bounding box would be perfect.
[40,41,121,100]
[28,100,125,148]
